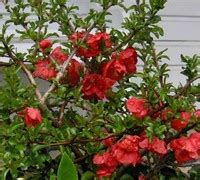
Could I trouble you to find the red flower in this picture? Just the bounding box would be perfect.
[96,166,116,179]
[102,136,115,147]
[82,73,114,99]
[93,151,118,178]
[101,60,126,81]
[170,136,199,164]
[51,46,68,64]
[171,112,191,131]
[70,32,112,58]
[119,47,137,74]
[21,107,42,127]
[189,132,200,152]
[71,31,99,58]
[70,31,89,42]
[139,136,167,156]
[33,59,57,80]
[39,39,52,51]
[126,97,149,119]
[65,59,84,87]
[111,135,141,166]
[101,129,115,147]
[87,32,112,50]
[195,109,200,118]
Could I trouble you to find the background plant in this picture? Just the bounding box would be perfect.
[0,0,200,179]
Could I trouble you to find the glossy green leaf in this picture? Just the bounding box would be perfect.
[57,152,78,180]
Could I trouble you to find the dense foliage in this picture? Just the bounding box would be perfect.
[0,0,200,179]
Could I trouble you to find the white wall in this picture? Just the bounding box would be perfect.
[0,0,200,87]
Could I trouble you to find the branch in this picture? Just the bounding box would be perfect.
[41,48,77,103]
[177,159,200,167]
[32,125,142,147]
[1,38,45,109]
[0,61,14,67]
[57,101,67,127]
[0,3,46,108]
[174,75,200,98]
[31,133,120,147]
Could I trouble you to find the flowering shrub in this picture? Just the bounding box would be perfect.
[0,0,200,179]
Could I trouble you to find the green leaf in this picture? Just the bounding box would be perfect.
[57,152,78,180]
[81,171,95,180]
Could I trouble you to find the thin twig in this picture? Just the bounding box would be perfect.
[57,101,67,126]
[174,75,200,98]
[1,39,44,106]
[41,48,77,103]
[0,61,14,67]
[177,160,200,167]
[31,133,120,147]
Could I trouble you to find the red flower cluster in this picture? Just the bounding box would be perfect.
[65,59,84,87]
[33,43,83,86]
[51,46,68,64]
[93,135,141,178]
[170,132,200,164]
[93,134,168,178]
[126,97,149,119]
[82,73,114,99]
[18,107,42,127]
[39,39,52,51]
[118,47,137,74]
[101,59,126,81]
[102,136,115,147]
[37,38,138,100]
[101,129,116,147]
[139,136,167,156]
[170,112,191,131]
[33,45,69,80]
[81,47,138,99]
[93,151,118,178]
[112,135,141,166]
[33,59,58,80]
[101,47,138,82]
[70,32,112,58]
